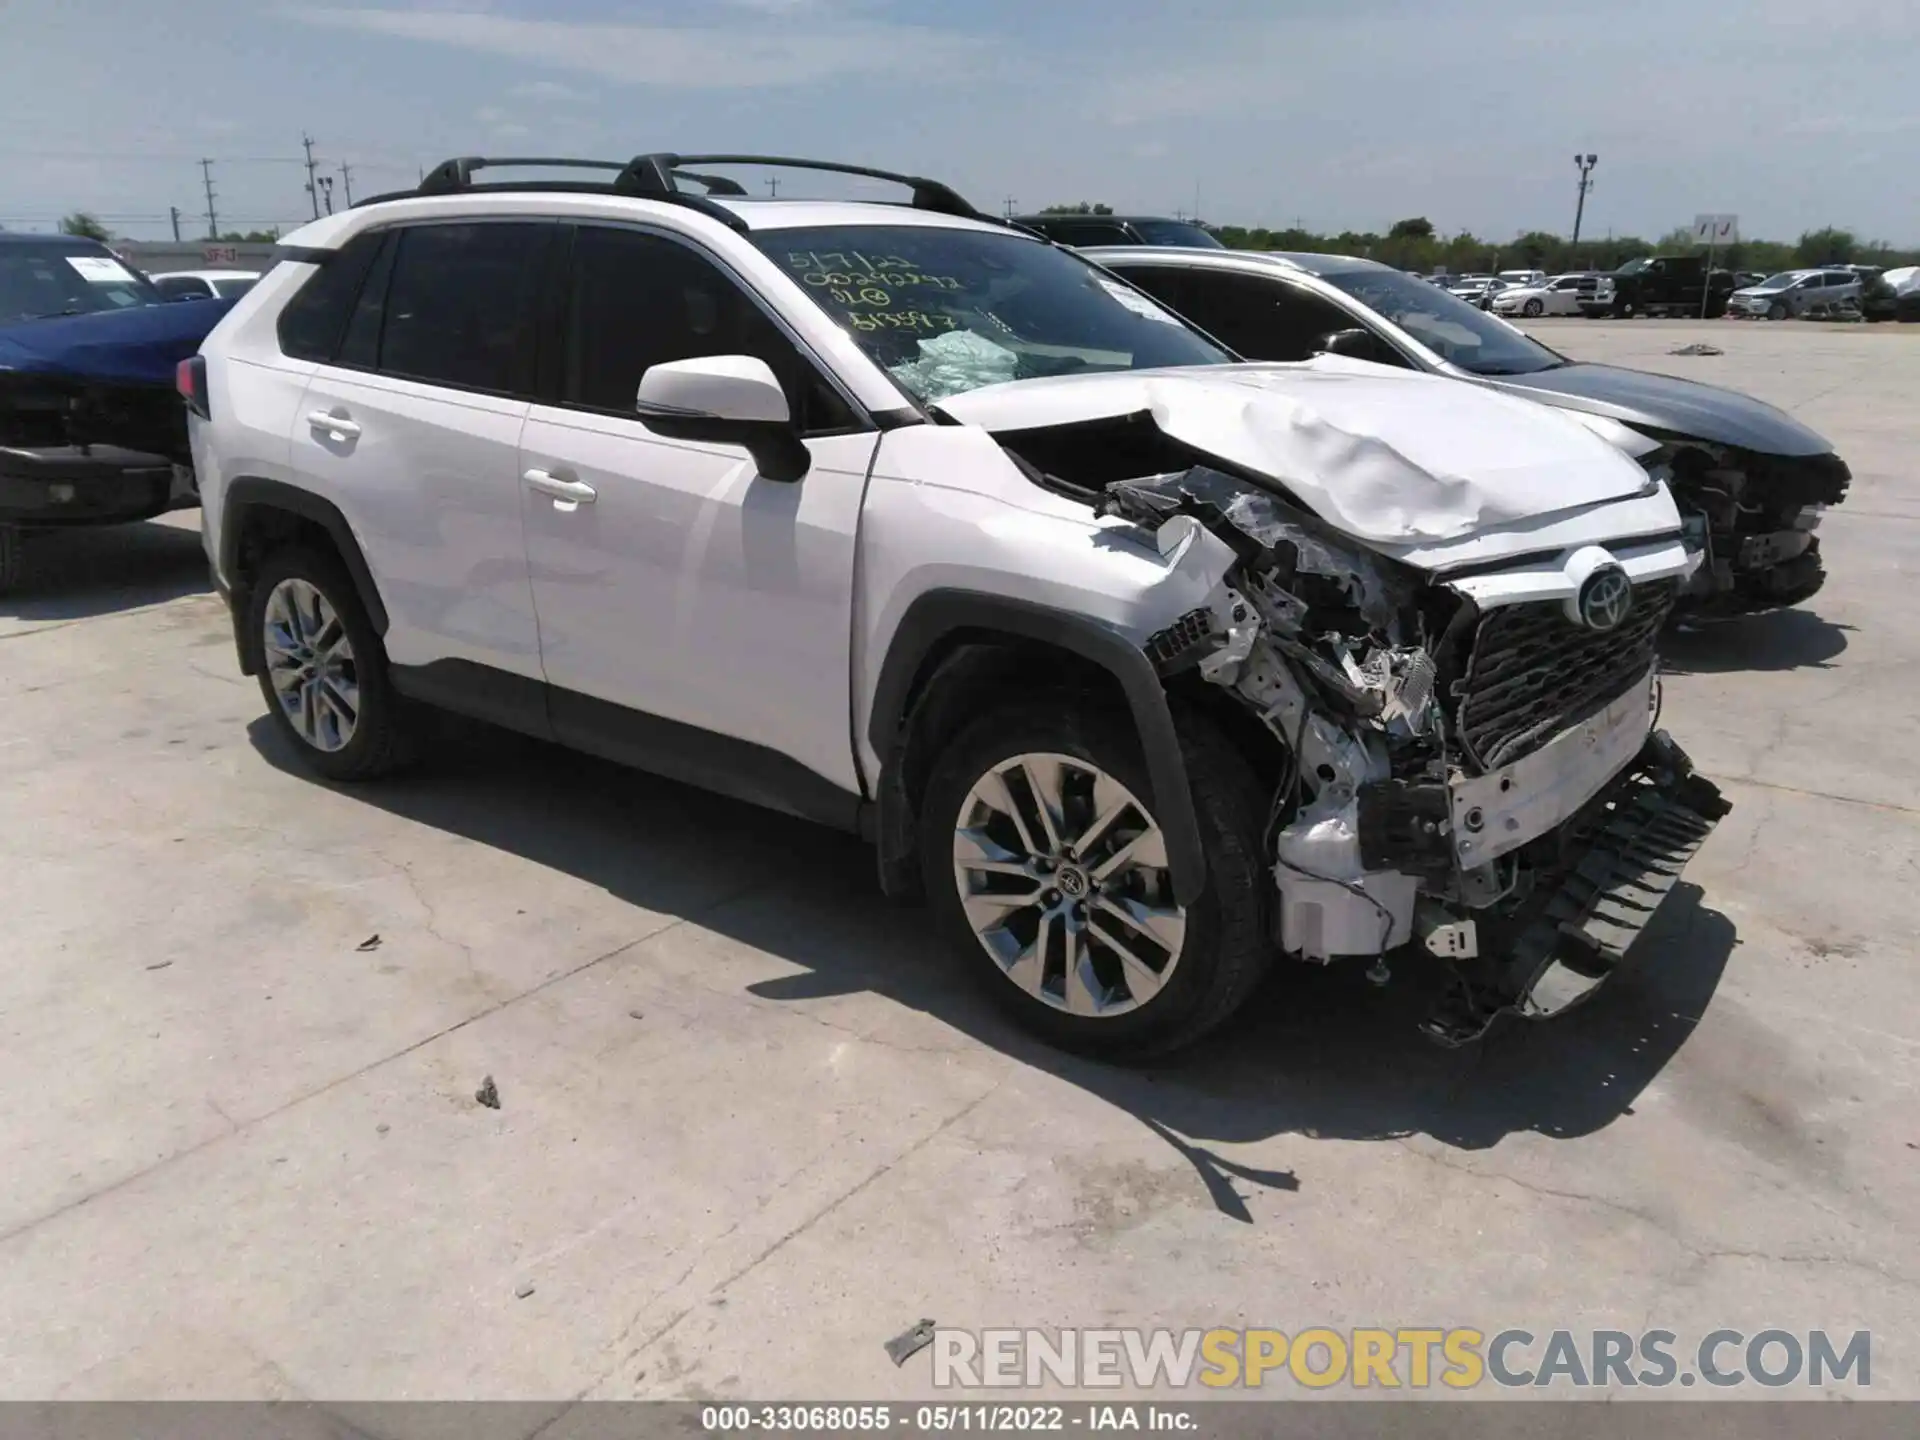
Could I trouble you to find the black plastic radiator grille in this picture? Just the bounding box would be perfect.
[1454,579,1676,771]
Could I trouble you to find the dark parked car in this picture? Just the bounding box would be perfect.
[1088,247,1850,616]
[0,233,233,592]
[1592,254,1738,318]
[1013,214,1223,249]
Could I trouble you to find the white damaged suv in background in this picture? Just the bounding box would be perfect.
[186,154,1729,1057]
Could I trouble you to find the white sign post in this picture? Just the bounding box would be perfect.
[1692,213,1738,319]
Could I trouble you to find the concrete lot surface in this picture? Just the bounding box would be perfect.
[1,320,1916,1401]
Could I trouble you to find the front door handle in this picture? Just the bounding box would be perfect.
[523,468,597,506]
[307,410,360,440]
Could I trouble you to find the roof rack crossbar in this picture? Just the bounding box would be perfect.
[359,154,750,232]
[619,154,983,219]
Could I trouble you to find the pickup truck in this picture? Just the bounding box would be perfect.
[1585,256,1738,319]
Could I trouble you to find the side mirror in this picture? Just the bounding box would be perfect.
[1316,328,1383,362]
[634,355,810,483]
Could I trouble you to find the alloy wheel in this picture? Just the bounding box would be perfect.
[262,578,360,753]
[952,752,1187,1017]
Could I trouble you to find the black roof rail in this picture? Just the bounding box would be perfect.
[355,154,749,231]
[355,152,1006,231]
[617,154,985,220]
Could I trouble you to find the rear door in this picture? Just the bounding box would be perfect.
[289,220,554,681]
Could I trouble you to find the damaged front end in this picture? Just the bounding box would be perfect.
[1664,440,1851,616]
[1104,466,1732,1045]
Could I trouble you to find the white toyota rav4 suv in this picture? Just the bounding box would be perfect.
[185,154,1729,1056]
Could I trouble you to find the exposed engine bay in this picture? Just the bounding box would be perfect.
[1094,464,1733,1043]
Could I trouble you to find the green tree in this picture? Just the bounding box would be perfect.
[1039,202,1113,215]
[1388,216,1434,240]
[1795,227,1856,265]
[59,211,112,242]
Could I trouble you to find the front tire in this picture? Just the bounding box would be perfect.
[1523,298,1544,317]
[920,701,1272,1060]
[1768,300,1788,320]
[247,546,416,782]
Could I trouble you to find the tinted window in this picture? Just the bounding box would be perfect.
[1109,265,1190,313]
[378,223,548,393]
[336,231,398,370]
[1171,271,1357,362]
[564,226,853,432]
[1128,221,1225,249]
[155,276,214,299]
[276,230,387,362]
[210,276,257,298]
[1055,221,1133,246]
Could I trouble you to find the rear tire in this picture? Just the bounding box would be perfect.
[920,699,1272,1060]
[246,545,416,782]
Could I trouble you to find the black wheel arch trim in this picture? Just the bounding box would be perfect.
[221,477,390,637]
[868,589,1207,906]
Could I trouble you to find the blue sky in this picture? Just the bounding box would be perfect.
[2,0,1915,243]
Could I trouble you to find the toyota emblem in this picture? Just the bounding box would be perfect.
[1576,566,1634,632]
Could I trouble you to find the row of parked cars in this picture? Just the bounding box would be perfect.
[1,155,1856,1062]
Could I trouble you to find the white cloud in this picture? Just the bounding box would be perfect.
[508,78,587,103]
[290,7,992,90]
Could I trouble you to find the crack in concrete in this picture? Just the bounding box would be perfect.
[1390,1138,1920,1295]
[561,1078,1007,1410]
[1718,774,1920,820]
[0,885,770,1254]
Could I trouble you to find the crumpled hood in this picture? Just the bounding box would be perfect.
[937,359,1658,546]
[1484,361,1832,458]
[0,298,235,388]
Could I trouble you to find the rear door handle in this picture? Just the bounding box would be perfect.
[307,410,360,440]
[523,468,597,505]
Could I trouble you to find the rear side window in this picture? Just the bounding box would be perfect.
[275,230,386,361]
[378,223,549,394]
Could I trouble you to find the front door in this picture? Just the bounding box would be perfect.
[519,224,879,807]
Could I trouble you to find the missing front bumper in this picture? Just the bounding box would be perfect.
[1420,730,1731,1046]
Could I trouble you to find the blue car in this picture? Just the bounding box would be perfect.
[0,233,236,591]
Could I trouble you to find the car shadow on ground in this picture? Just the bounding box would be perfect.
[1662,607,1851,673]
[0,518,209,623]
[250,711,1737,1216]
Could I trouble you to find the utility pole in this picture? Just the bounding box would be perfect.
[169,206,181,241]
[302,133,321,220]
[1571,152,1598,252]
[318,174,335,216]
[765,176,779,197]
[1003,195,1016,219]
[200,158,219,240]
[338,162,354,206]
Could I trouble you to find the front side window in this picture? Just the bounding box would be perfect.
[754,224,1230,404]
[1128,220,1225,249]
[562,226,852,432]
[1317,266,1567,377]
[377,223,549,393]
[1154,270,1358,363]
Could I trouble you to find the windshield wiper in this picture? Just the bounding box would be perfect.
[25,307,87,320]
[1472,361,1564,376]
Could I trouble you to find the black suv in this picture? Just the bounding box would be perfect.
[1014,214,1223,249]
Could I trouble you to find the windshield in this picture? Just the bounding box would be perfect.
[1757,272,1805,289]
[1129,220,1226,249]
[756,224,1231,403]
[0,244,161,323]
[211,276,258,298]
[1318,266,1566,376]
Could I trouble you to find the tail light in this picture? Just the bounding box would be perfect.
[176,355,209,419]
